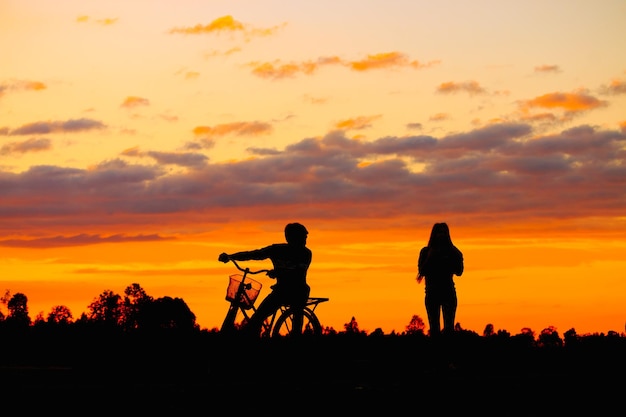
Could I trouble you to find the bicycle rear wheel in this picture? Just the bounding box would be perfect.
[271,307,322,337]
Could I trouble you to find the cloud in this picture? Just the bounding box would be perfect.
[600,78,626,95]
[0,80,47,98]
[519,91,608,114]
[247,52,437,80]
[169,15,285,40]
[348,52,438,72]
[1,123,624,236]
[1,138,52,155]
[519,113,558,123]
[406,123,423,130]
[248,59,324,79]
[71,266,210,276]
[18,80,46,91]
[121,96,150,108]
[0,233,172,249]
[429,113,449,122]
[170,15,245,34]
[302,94,328,105]
[204,47,242,59]
[5,118,106,135]
[192,121,273,138]
[121,148,208,169]
[436,81,488,96]
[96,18,118,26]
[534,65,561,73]
[334,115,382,131]
[76,16,118,25]
[158,114,179,122]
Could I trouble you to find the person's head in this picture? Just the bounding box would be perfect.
[285,222,308,246]
[428,222,453,247]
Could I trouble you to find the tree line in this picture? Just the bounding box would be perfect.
[0,283,623,345]
[0,283,197,333]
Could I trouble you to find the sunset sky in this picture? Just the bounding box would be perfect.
[1,1,625,336]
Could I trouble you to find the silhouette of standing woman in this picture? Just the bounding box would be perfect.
[417,222,464,336]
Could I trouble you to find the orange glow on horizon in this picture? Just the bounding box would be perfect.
[2,224,625,336]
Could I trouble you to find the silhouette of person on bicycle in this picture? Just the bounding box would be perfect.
[218,222,312,337]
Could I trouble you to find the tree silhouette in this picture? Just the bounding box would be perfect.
[0,289,10,319]
[323,326,337,335]
[343,316,363,334]
[563,328,578,346]
[406,314,426,335]
[122,283,154,331]
[537,326,563,348]
[370,327,385,337]
[496,329,511,338]
[139,296,197,331]
[85,290,123,327]
[511,327,536,348]
[47,305,73,325]
[6,292,31,327]
[483,323,495,337]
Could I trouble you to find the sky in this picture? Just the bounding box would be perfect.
[1,0,625,336]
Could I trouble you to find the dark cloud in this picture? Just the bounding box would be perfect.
[0,123,624,236]
[1,138,51,155]
[7,118,106,135]
[122,148,209,169]
[406,122,423,130]
[246,147,281,156]
[438,123,532,152]
[0,233,173,248]
[144,151,209,169]
[599,79,626,95]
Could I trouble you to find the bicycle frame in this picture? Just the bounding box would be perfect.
[220,259,329,337]
[268,296,329,337]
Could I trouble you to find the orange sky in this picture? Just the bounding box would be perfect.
[1,1,625,335]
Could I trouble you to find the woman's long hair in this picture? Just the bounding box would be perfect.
[427,222,454,247]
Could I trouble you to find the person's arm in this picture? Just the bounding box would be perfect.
[452,247,464,276]
[417,247,428,282]
[218,246,272,263]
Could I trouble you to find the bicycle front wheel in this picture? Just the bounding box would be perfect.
[271,307,322,337]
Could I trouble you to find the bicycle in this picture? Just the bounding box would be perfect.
[220,259,329,338]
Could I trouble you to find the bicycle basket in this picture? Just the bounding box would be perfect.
[225,274,262,309]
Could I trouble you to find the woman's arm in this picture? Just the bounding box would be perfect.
[452,247,464,276]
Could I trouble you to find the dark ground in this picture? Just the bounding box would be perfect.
[1,332,623,416]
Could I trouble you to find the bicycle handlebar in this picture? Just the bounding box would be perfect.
[230,258,273,276]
